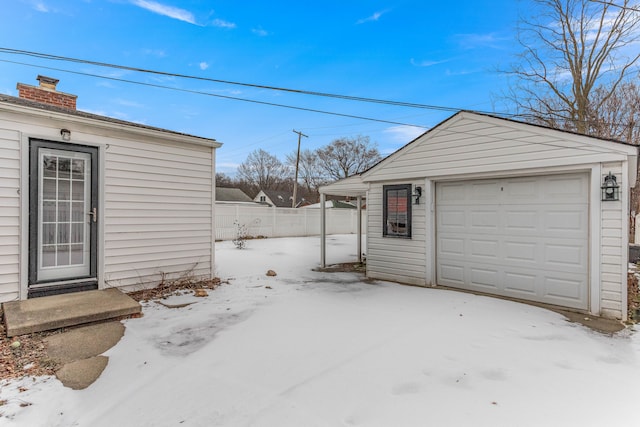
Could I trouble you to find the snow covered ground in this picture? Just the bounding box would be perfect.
[1,234,639,427]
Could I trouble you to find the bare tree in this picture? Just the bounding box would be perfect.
[236,149,288,194]
[316,135,382,180]
[509,0,640,133]
[286,148,327,201]
[587,80,640,143]
[215,173,234,188]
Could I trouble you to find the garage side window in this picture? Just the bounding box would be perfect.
[383,184,412,238]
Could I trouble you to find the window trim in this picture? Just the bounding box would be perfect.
[383,184,412,238]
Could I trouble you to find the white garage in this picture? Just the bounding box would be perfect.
[436,174,589,310]
[320,111,638,320]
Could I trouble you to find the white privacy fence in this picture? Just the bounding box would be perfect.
[215,204,365,241]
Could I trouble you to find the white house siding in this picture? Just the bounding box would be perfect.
[364,115,631,183]
[600,162,625,319]
[354,113,637,319]
[0,128,20,302]
[366,180,426,286]
[103,140,214,290]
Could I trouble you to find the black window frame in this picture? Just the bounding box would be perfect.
[383,184,412,238]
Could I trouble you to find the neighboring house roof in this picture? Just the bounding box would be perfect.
[0,93,220,148]
[255,189,309,208]
[216,187,253,203]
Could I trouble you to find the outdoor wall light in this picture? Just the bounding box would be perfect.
[601,172,620,201]
[60,128,71,141]
[413,186,422,204]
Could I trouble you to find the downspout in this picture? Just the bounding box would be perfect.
[357,196,362,264]
[321,193,326,267]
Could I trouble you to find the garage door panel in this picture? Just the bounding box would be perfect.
[545,176,587,202]
[437,183,466,203]
[440,264,464,283]
[504,241,538,263]
[545,244,586,268]
[470,239,499,259]
[436,173,589,310]
[439,210,466,228]
[504,210,539,232]
[470,270,499,290]
[544,210,587,235]
[503,271,538,296]
[439,237,465,256]
[471,182,500,200]
[544,276,584,299]
[505,179,538,200]
[470,210,499,229]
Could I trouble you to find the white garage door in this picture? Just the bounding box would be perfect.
[436,173,589,310]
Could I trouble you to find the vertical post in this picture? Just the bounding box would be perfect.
[292,129,308,208]
[320,192,326,267]
[210,148,216,278]
[357,195,362,264]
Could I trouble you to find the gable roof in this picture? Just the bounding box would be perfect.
[0,93,221,148]
[257,189,308,207]
[216,187,253,202]
[361,110,638,183]
[321,110,638,195]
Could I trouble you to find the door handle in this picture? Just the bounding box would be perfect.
[88,208,97,223]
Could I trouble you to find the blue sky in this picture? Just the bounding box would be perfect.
[1,0,527,175]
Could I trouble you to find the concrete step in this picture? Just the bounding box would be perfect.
[2,288,141,337]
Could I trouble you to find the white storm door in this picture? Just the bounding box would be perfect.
[29,139,98,290]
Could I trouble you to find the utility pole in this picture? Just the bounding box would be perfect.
[292,129,308,208]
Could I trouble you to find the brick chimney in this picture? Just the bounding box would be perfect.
[17,75,77,110]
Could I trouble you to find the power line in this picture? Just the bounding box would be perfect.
[2,49,637,139]
[588,0,640,12]
[0,58,430,129]
[0,47,511,115]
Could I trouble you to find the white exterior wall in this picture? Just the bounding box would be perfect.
[103,140,214,290]
[366,180,427,286]
[0,128,21,302]
[600,162,626,319]
[365,115,634,183]
[0,104,217,301]
[357,113,636,320]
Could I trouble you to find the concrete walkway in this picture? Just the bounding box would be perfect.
[2,288,141,337]
[45,321,126,390]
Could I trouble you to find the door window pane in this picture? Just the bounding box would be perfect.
[58,158,70,179]
[72,202,85,221]
[72,180,84,201]
[57,245,70,266]
[70,244,84,265]
[58,223,70,244]
[42,245,56,267]
[43,201,56,222]
[42,224,56,245]
[43,179,56,200]
[71,223,84,244]
[71,159,84,179]
[58,201,70,222]
[58,179,70,200]
[43,156,57,177]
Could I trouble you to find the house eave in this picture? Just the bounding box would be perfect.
[0,97,222,149]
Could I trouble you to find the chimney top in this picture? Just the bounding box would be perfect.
[16,75,77,110]
[37,75,59,90]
